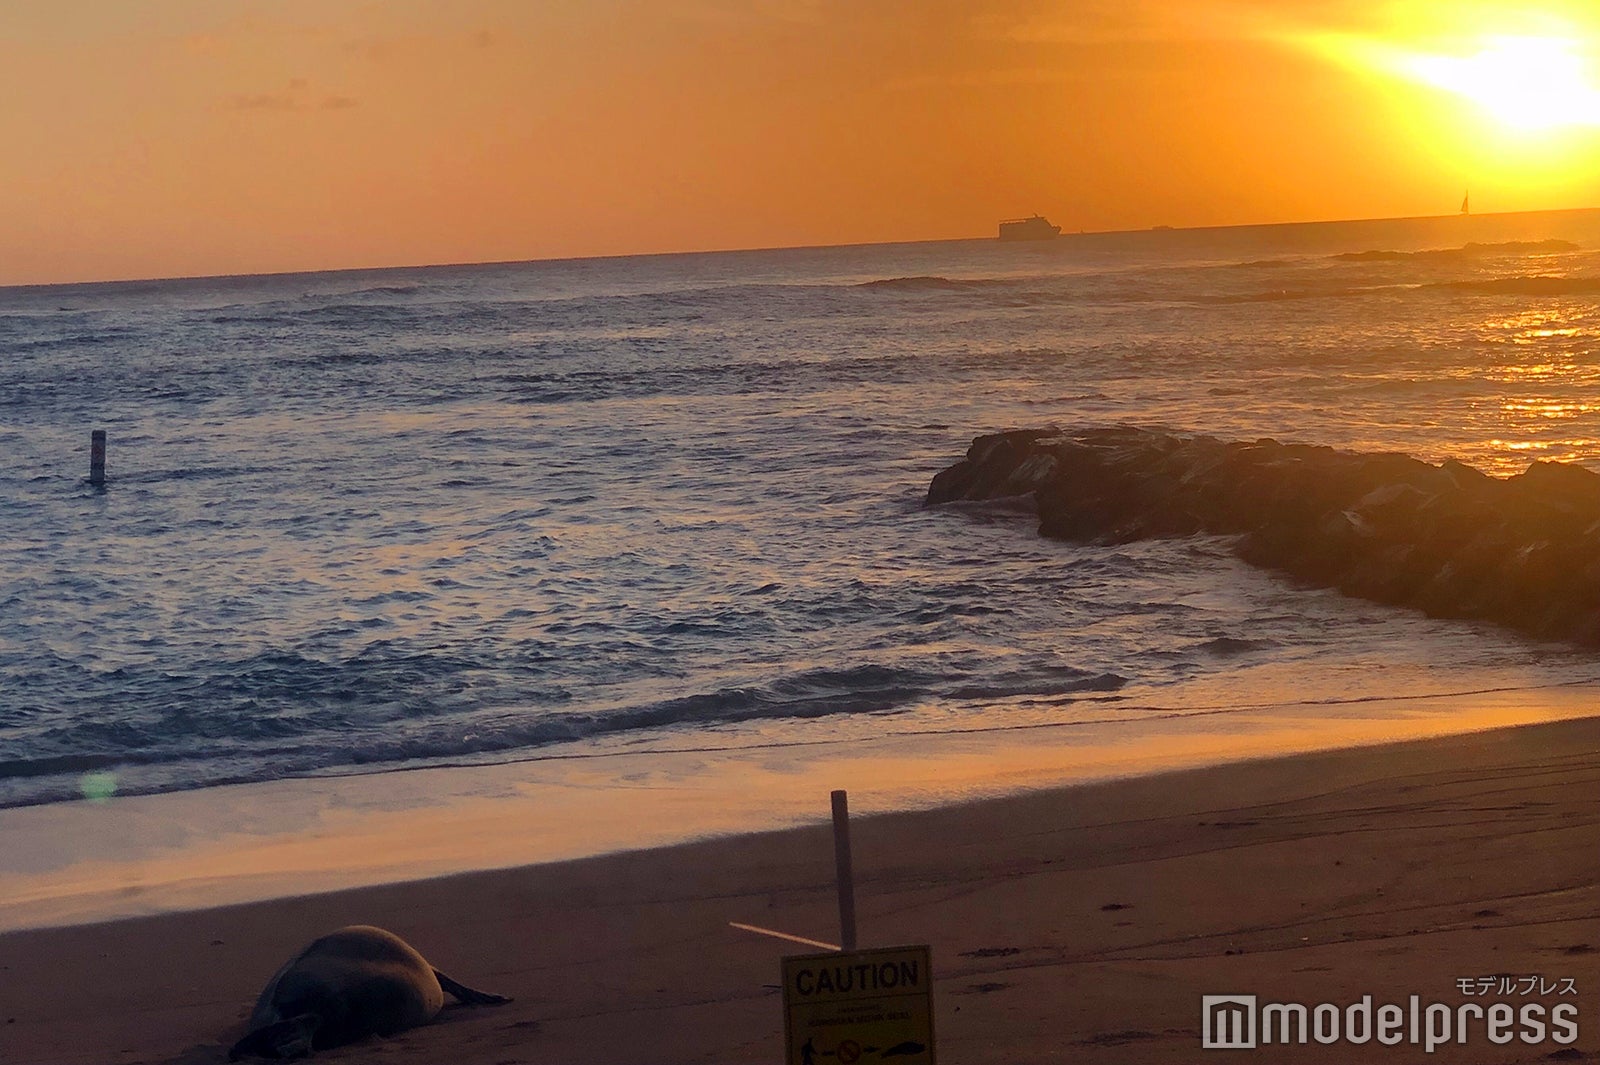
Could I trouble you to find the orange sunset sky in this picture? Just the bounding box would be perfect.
[4,0,1600,286]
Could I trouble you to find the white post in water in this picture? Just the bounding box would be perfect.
[831,789,858,951]
[89,430,107,487]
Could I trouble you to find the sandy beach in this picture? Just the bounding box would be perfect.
[3,714,1597,1064]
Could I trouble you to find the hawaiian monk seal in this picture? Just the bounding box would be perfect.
[229,925,510,1059]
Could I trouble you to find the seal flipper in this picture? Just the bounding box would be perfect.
[434,969,511,1007]
[228,1013,321,1060]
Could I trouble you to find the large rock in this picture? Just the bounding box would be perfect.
[926,426,1600,644]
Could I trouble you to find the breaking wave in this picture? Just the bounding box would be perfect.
[1427,275,1600,296]
[857,275,986,291]
[0,650,1133,807]
[1332,239,1579,262]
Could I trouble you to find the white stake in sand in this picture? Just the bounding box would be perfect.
[729,788,860,953]
[831,788,857,951]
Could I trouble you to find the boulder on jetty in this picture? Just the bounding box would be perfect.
[927,426,1600,644]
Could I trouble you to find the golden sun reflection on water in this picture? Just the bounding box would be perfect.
[1493,362,1583,379]
[1486,306,1592,339]
[1500,398,1596,418]
[1460,304,1600,466]
[1486,436,1600,452]
[1512,328,1582,343]
[1480,310,1599,385]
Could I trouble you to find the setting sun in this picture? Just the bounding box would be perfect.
[1284,9,1600,208]
[1402,35,1600,132]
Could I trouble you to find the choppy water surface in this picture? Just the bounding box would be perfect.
[5,211,1600,806]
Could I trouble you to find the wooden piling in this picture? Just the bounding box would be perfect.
[831,789,857,951]
[89,430,106,487]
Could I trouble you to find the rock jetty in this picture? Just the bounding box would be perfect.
[927,426,1600,644]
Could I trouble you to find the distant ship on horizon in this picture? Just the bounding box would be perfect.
[998,215,1062,241]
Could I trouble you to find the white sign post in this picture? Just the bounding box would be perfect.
[776,790,936,1065]
[831,789,857,951]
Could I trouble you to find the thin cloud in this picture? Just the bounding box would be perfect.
[974,0,1350,47]
[972,2,1201,45]
[225,81,354,113]
[887,66,1080,91]
[228,93,300,111]
[671,0,826,28]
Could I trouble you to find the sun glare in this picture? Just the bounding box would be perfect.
[1402,35,1600,132]
[1288,17,1600,192]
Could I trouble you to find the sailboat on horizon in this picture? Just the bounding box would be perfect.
[1461,190,1470,215]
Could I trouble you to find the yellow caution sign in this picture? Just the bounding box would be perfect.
[782,945,935,1065]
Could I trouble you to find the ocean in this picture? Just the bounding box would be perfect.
[5,209,1600,816]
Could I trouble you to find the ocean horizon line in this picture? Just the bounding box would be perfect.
[7,203,1600,294]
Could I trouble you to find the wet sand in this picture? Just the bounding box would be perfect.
[3,715,1598,1064]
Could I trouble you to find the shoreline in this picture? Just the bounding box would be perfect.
[3,712,1597,1063]
[3,681,1599,933]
